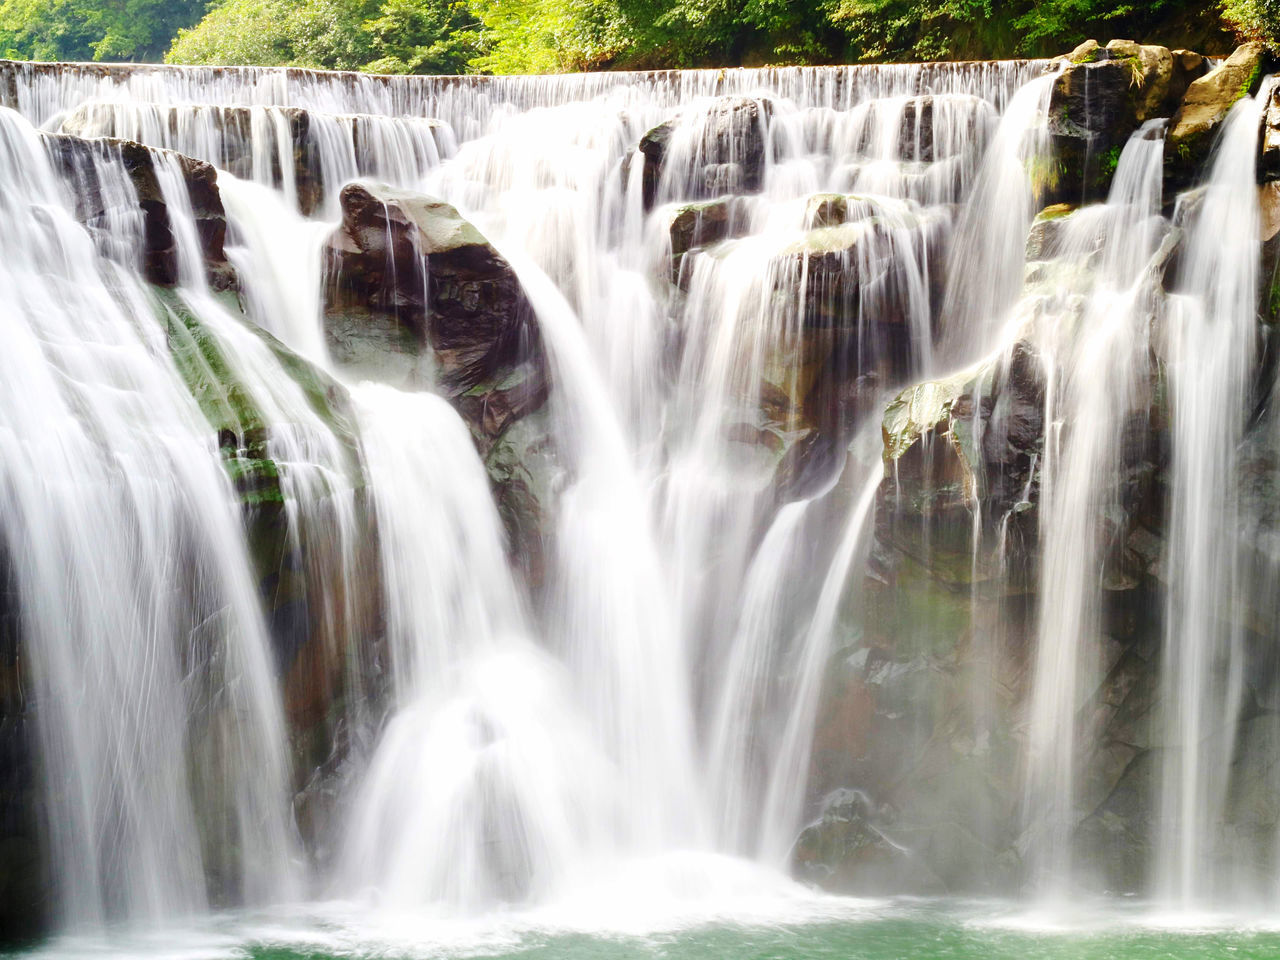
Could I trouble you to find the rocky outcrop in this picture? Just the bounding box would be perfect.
[1165,41,1268,193]
[323,182,554,583]
[1261,81,1280,183]
[43,134,234,289]
[0,548,44,943]
[666,195,752,271]
[639,96,773,209]
[1041,39,1203,205]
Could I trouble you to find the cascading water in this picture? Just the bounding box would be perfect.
[1157,91,1265,907]
[0,105,298,928]
[0,42,1279,959]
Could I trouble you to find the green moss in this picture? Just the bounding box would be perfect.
[1025,153,1069,196]
[1098,144,1123,182]
[1240,60,1263,100]
[1035,203,1076,222]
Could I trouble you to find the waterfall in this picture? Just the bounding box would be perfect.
[0,106,298,928]
[1022,120,1169,895]
[1157,92,1264,906]
[1,45,1279,948]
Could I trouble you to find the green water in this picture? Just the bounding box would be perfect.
[243,922,1280,960]
[17,901,1280,960]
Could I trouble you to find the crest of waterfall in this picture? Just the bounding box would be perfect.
[0,106,298,927]
[1020,119,1169,896]
[1157,92,1265,906]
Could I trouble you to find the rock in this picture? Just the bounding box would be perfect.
[878,341,1046,589]
[43,133,234,290]
[0,547,45,944]
[1025,203,1078,261]
[323,181,546,431]
[867,94,987,164]
[666,195,750,266]
[1166,42,1268,194]
[322,182,553,585]
[1261,82,1280,184]
[1042,41,1178,205]
[793,788,946,895]
[638,96,773,209]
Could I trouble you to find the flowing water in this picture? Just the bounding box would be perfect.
[0,50,1276,959]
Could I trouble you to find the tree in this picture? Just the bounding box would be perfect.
[0,0,207,61]
[166,0,480,73]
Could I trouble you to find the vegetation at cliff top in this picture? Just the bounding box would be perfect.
[0,0,1272,73]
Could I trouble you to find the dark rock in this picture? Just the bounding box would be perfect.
[666,195,751,271]
[1041,41,1177,205]
[43,133,234,290]
[638,96,773,209]
[794,788,946,894]
[323,181,546,426]
[322,182,553,584]
[0,546,47,945]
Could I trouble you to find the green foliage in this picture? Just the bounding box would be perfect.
[0,0,1245,72]
[1218,0,1280,52]
[1222,0,1280,52]
[468,0,632,73]
[0,0,206,61]
[166,0,478,72]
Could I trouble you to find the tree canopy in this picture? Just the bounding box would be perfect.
[0,0,1257,74]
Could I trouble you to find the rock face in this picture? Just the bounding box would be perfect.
[1165,41,1267,192]
[323,182,554,585]
[0,549,43,943]
[1042,39,1202,205]
[639,96,773,208]
[1261,81,1280,184]
[43,134,234,289]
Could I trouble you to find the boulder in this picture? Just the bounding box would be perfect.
[43,133,234,289]
[1166,41,1268,194]
[1042,40,1186,205]
[638,96,773,209]
[323,181,546,432]
[322,182,553,584]
[1025,203,1078,261]
[667,196,750,258]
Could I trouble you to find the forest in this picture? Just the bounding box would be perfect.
[0,0,1274,72]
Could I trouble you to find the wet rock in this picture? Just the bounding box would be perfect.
[638,96,773,209]
[1042,40,1180,205]
[322,182,553,585]
[878,341,1046,589]
[794,788,946,894]
[43,133,234,289]
[1166,42,1267,194]
[666,195,751,270]
[1025,203,1078,261]
[0,547,46,944]
[323,181,547,434]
